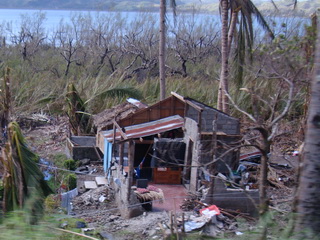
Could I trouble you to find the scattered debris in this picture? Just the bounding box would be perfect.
[72,186,114,211]
[16,112,298,240]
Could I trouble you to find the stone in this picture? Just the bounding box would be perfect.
[99,232,114,240]
[96,176,108,186]
[79,158,91,166]
[84,181,98,189]
[76,221,86,228]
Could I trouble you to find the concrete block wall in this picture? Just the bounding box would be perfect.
[186,104,240,134]
[215,113,239,135]
[198,135,214,165]
[66,136,103,161]
[111,164,143,218]
[205,178,259,217]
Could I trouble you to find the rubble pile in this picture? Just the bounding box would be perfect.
[22,115,69,157]
[180,193,203,212]
[72,185,115,211]
[146,207,251,239]
[241,163,296,191]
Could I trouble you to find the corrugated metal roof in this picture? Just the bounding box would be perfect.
[126,98,147,109]
[102,115,184,142]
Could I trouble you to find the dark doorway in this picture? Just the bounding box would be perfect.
[134,143,153,180]
[184,139,193,184]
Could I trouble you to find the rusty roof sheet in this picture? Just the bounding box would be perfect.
[102,115,184,142]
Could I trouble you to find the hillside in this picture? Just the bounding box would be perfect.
[0,0,318,15]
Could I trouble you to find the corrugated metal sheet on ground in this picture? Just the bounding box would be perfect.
[101,115,184,142]
[61,188,78,210]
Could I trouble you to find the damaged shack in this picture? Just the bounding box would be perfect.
[96,92,247,217]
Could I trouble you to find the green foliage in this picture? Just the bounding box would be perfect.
[44,195,60,214]
[0,211,92,240]
[49,154,78,192]
[52,153,69,169]
[0,211,57,240]
[63,174,77,190]
[0,122,53,222]
[0,11,311,124]
[63,159,77,171]
[0,180,3,201]
[66,83,92,136]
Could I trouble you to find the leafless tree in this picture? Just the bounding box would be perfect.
[168,13,219,77]
[121,13,158,81]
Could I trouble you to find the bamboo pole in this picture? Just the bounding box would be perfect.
[52,227,99,240]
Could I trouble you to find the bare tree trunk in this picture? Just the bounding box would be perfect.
[259,151,269,214]
[159,0,166,100]
[1,68,12,135]
[253,127,270,216]
[295,24,320,237]
[227,11,238,58]
[217,0,230,114]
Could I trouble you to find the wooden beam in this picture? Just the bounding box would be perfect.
[185,99,203,112]
[113,120,128,140]
[198,110,202,133]
[134,139,154,144]
[171,95,174,116]
[171,92,185,102]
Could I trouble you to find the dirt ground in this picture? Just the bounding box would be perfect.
[19,114,300,239]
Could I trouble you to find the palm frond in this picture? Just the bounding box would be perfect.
[248,1,275,39]
[1,122,53,221]
[66,83,92,135]
[170,0,177,17]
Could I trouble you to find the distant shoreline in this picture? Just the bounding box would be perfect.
[0,6,311,18]
[0,7,217,15]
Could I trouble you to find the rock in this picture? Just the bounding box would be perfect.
[75,166,89,174]
[148,229,157,236]
[76,221,86,228]
[203,223,219,237]
[79,158,91,166]
[217,214,228,222]
[216,221,224,229]
[228,222,238,231]
[109,215,119,222]
[60,222,68,228]
[84,181,98,189]
[99,232,114,240]
[96,176,108,186]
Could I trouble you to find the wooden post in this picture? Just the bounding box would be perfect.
[127,140,134,201]
[119,142,124,166]
[182,212,185,233]
[113,121,116,144]
[169,211,174,236]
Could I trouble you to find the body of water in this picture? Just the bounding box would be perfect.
[0,8,308,41]
[0,8,216,32]
[0,9,143,31]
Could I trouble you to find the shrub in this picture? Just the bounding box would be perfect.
[0,180,3,201]
[44,194,60,214]
[63,159,77,171]
[64,174,77,190]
